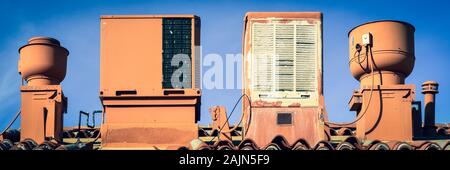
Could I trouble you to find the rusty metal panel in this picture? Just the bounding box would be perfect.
[100,123,198,150]
[245,106,323,147]
[242,12,325,147]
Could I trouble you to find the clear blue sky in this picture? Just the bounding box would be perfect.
[1,0,449,129]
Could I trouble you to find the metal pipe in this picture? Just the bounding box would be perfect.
[422,81,439,136]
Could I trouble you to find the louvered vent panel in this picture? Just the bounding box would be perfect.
[275,24,294,91]
[295,25,317,92]
[252,24,274,91]
[252,22,318,95]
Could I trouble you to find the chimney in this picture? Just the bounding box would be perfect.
[421,80,439,136]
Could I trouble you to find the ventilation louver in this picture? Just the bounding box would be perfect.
[251,21,319,99]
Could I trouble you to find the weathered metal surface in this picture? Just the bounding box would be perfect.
[101,123,198,149]
[243,12,323,107]
[245,106,324,147]
[351,85,417,141]
[242,12,326,148]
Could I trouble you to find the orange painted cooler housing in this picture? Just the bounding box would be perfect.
[99,15,201,149]
[242,12,327,148]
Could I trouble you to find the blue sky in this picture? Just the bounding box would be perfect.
[0,0,449,129]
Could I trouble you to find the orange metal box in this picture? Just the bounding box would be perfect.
[99,15,201,149]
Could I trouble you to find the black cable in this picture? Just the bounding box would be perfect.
[77,110,102,144]
[77,111,88,143]
[325,45,375,126]
[89,110,102,128]
[208,93,252,143]
[0,110,21,135]
[86,109,104,145]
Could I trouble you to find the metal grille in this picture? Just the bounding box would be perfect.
[252,22,318,94]
[162,18,192,89]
